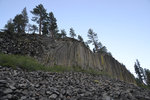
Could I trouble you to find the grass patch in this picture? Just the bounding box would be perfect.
[0,53,46,71]
[0,53,109,76]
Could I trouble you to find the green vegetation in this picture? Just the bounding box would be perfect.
[69,27,76,39]
[28,24,38,34]
[4,7,28,34]
[78,35,84,42]
[0,53,45,71]
[60,29,67,38]
[0,53,108,76]
[94,80,101,85]
[87,28,108,53]
[134,59,150,89]
[31,4,47,35]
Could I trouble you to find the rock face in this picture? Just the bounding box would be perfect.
[0,66,150,100]
[0,32,135,83]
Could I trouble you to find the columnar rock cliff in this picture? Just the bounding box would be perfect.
[0,32,135,83]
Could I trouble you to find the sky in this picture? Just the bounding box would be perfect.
[0,0,150,75]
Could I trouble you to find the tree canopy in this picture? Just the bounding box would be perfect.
[87,28,107,53]
[48,12,58,38]
[22,7,28,33]
[60,29,67,38]
[4,19,15,33]
[70,28,76,38]
[13,14,25,33]
[134,59,150,88]
[78,35,83,42]
[31,4,47,35]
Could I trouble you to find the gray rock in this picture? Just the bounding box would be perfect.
[103,93,113,100]
[20,96,27,100]
[1,94,12,99]
[7,94,12,99]
[9,85,16,90]
[46,91,52,95]
[3,88,13,94]
[0,80,7,84]
[0,66,150,100]
[49,94,57,99]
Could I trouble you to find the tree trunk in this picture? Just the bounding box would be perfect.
[39,19,41,35]
[50,30,54,39]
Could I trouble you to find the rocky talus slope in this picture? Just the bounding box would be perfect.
[0,66,150,100]
[0,33,135,83]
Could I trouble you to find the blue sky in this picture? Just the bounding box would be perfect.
[0,0,150,75]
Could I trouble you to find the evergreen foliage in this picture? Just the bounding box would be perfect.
[87,29,99,52]
[99,46,107,53]
[87,29,107,53]
[134,60,144,83]
[70,28,76,38]
[134,60,150,89]
[78,35,83,42]
[42,22,49,35]
[31,4,47,35]
[48,12,58,38]
[21,7,28,33]
[13,14,25,33]
[60,29,67,38]
[30,25,38,34]
[4,19,15,33]
[4,8,28,34]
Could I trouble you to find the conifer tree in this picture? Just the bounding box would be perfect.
[4,19,15,33]
[21,7,28,33]
[13,14,25,33]
[99,46,107,53]
[31,25,38,34]
[78,35,83,42]
[48,12,57,38]
[70,28,76,38]
[42,22,49,35]
[31,4,47,35]
[60,29,67,38]
[134,60,144,83]
[87,28,99,51]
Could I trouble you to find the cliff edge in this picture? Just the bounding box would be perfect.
[0,32,135,84]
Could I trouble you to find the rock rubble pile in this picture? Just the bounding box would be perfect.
[0,66,150,100]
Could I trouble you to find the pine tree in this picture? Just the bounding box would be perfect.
[31,25,38,34]
[27,24,32,33]
[78,35,83,42]
[60,29,67,38]
[48,12,57,38]
[13,14,25,33]
[84,42,90,48]
[87,28,99,51]
[42,22,48,35]
[4,19,15,33]
[21,7,28,33]
[134,60,144,83]
[31,4,47,35]
[70,28,76,38]
[99,46,107,53]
